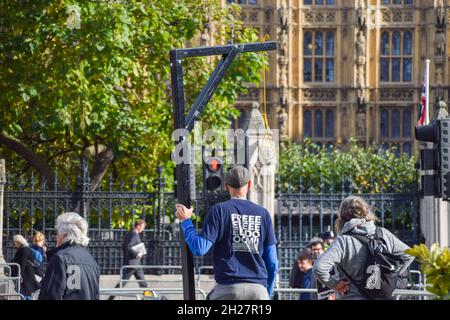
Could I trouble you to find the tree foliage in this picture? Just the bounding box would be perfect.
[0,0,266,189]
[279,139,417,193]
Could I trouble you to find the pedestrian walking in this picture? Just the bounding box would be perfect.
[108,219,148,300]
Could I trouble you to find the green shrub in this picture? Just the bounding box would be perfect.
[405,243,450,299]
[278,139,417,193]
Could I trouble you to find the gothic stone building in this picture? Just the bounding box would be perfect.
[227,0,450,155]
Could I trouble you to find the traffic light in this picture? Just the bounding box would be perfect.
[415,119,450,200]
[204,156,223,191]
[439,119,450,199]
[415,121,440,197]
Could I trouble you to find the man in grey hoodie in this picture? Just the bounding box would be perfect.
[313,196,415,300]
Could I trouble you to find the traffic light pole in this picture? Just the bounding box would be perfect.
[170,41,276,300]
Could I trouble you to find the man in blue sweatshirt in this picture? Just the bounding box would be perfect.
[175,165,278,300]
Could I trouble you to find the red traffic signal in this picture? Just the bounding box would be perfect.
[206,157,222,173]
[204,157,223,191]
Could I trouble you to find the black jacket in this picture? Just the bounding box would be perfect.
[38,242,100,300]
[12,246,42,296]
[289,262,305,288]
[123,231,143,265]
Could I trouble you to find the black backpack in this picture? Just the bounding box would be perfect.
[338,227,404,300]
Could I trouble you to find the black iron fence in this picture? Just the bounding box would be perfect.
[274,175,419,276]
[1,164,419,274]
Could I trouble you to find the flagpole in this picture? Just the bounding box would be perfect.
[425,59,431,125]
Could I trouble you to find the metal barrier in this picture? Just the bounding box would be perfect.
[100,287,208,300]
[393,289,435,300]
[0,292,25,300]
[195,266,214,291]
[119,265,183,288]
[0,263,21,298]
[273,287,435,300]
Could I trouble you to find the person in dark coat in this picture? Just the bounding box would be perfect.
[108,219,148,300]
[11,235,42,300]
[38,212,100,300]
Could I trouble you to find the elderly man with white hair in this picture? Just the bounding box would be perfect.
[38,212,100,300]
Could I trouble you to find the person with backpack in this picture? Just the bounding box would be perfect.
[11,235,43,300]
[313,196,414,300]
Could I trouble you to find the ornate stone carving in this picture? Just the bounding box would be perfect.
[404,11,413,22]
[435,30,446,57]
[436,0,446,28]
[326,12,336,23]
[302,10,336,25]
[249,11,259,23]
[379,9,415,24]
[356,30,366,58]
[356,107,366,137]
[356,0,367,91]
[435,100,449,119]
[357,0,366,29]
[379,89,414,101]
[304,10,314,23]
[200,11,212,46]
[278,4,289,109]
[278,107,289,137]
[303,89,337,101]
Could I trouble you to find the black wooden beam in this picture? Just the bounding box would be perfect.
[169,40,277,301]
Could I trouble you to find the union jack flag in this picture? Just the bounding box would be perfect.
[417,80,427,126]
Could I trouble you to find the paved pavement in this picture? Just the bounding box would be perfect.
[100,274,215,300]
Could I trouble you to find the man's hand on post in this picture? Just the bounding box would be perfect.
[175,204,193,222]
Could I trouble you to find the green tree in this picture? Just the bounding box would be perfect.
[278,139,417,193]
[0,1,266,190]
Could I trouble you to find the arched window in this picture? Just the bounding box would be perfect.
[392,58,401,81]
[315,60,323,82]
[392,143,400,157]
[381,110,389,138]
[304,59,312,81]
[315,110,323,137]
[392,110,400,138]
[315,32,323,56]
[326,59,334,82]
[403,110,411,138]
[303,31,334,83]
[380,30,412,82]
[326,110,334,138]
[403,31,412,55]
[304,110,312,138]
[304,32,312,56]
[392,32,401,55]
[381,32,390,55]
[326,32,334,56]
[403,143,412,156]
[403,58,412,82]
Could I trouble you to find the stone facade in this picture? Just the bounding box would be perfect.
[228,0,450,154]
